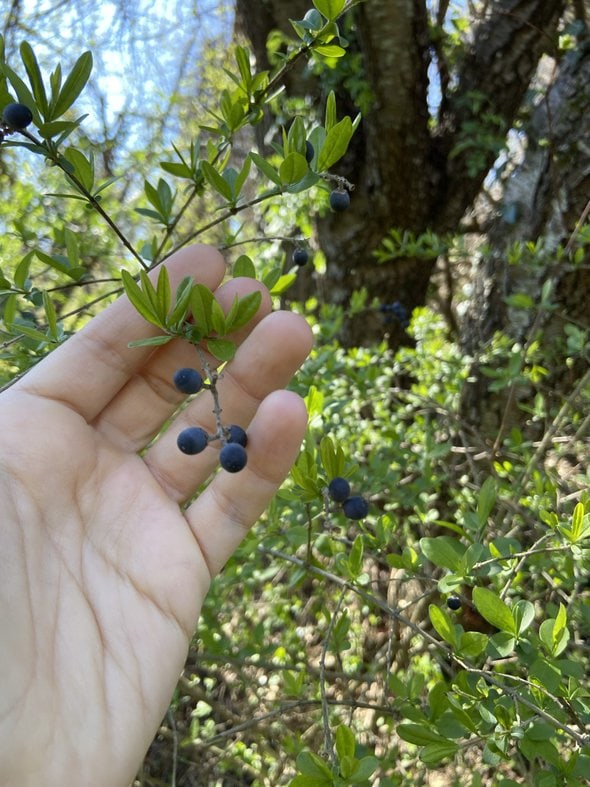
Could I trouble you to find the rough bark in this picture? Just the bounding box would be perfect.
[237,0,568,346]
[461,38,590,436]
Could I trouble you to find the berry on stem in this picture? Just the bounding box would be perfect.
[226,424,248,447]
[342,495,369,520]
[329,189,350,212]
[219,443,248,473]
[177,427,209,455]
[173,367,204,395]
[293,248,309,266]
[2,102,33,130]
[328,477,351,503]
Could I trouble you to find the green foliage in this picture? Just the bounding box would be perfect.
[1,4,590,785]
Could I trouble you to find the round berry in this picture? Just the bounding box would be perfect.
[2,102,33,130]
[293,248,309,266]
[305,140,314,164]
[329,189,350,212]
[219,442,248,473]
[328,477,351,503]
[342,495,369,520]
[177,427,209,455]
[173,367,204,395]
[226,424,248,447]
[447,595,462,611]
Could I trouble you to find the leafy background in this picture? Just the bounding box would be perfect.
[1,1,589,785]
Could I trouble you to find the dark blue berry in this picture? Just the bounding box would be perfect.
[173,367,204,395]
[293,248,309,266]
[226,424,248,447]
[220,442,248,473]
[447,596,462,611]
[305,140,314,164]
[2,102,33,129]
[177,427,209,455]
[329,190,350,212]
[328,477,351,503]
[342,495,369,520]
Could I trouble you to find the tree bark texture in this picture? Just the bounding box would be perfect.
[236,0,568,346]
[461,38,590,436]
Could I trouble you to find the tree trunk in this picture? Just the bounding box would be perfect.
[461,38,590,438]
[236,0,566,346]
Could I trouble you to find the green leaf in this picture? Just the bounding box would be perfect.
[224,290,262,333]
[397,724,449,746]
[121,269,163,329]
[279,152,309,185]
[167,275,193,327]
[128,335,173,348]
[249,152,282,186]
[13,252,34,289]
[317,116,353,171]
[209,298,227,335]
[295,751,333,779]
[335,724,356,760]
[290,777,332,787]
[201,160,233,201]
[20,42,48,116]
[348,535,364,578]
[233,155,252,199]
[190,283,214,334]
[139,269,163,320]
[313,0,346,20]
[487,631,516,658]
[571,502,586,540]
[420,741,459,765]
[320,436,345,479]
[233,255,256,278]
[263,267,282,291]
[314,44,346,58]
[51,51,92,119]
[513,599,535,636]
[156,266,172,318]
[206,337,235,362]
[457,630,488,659]
[472,587,516,635]
[287,116,307,155]
[42,291,58,339]
[429,604,457,648]
[420,536,466,571]
[350,756,379,782]
[64,147,94,193]
[477,477,496,527]
[325,90,337,132]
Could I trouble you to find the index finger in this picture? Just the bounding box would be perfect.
[14,245,226,421]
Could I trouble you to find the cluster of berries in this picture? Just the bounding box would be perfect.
[379,301,409,329]
[327,476,369,520]
[173,367,248,473]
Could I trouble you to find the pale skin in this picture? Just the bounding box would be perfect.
[0,245,313,786]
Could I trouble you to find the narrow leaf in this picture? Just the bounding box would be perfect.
[224,290,262,333]
[317,116,353,171]
[52,51,93,118]
[121,269,163,328]
[20,42,48,116]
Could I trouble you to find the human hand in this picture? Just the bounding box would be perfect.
[0,245,312,786]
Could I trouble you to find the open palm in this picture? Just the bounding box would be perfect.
[0,245,312,787]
